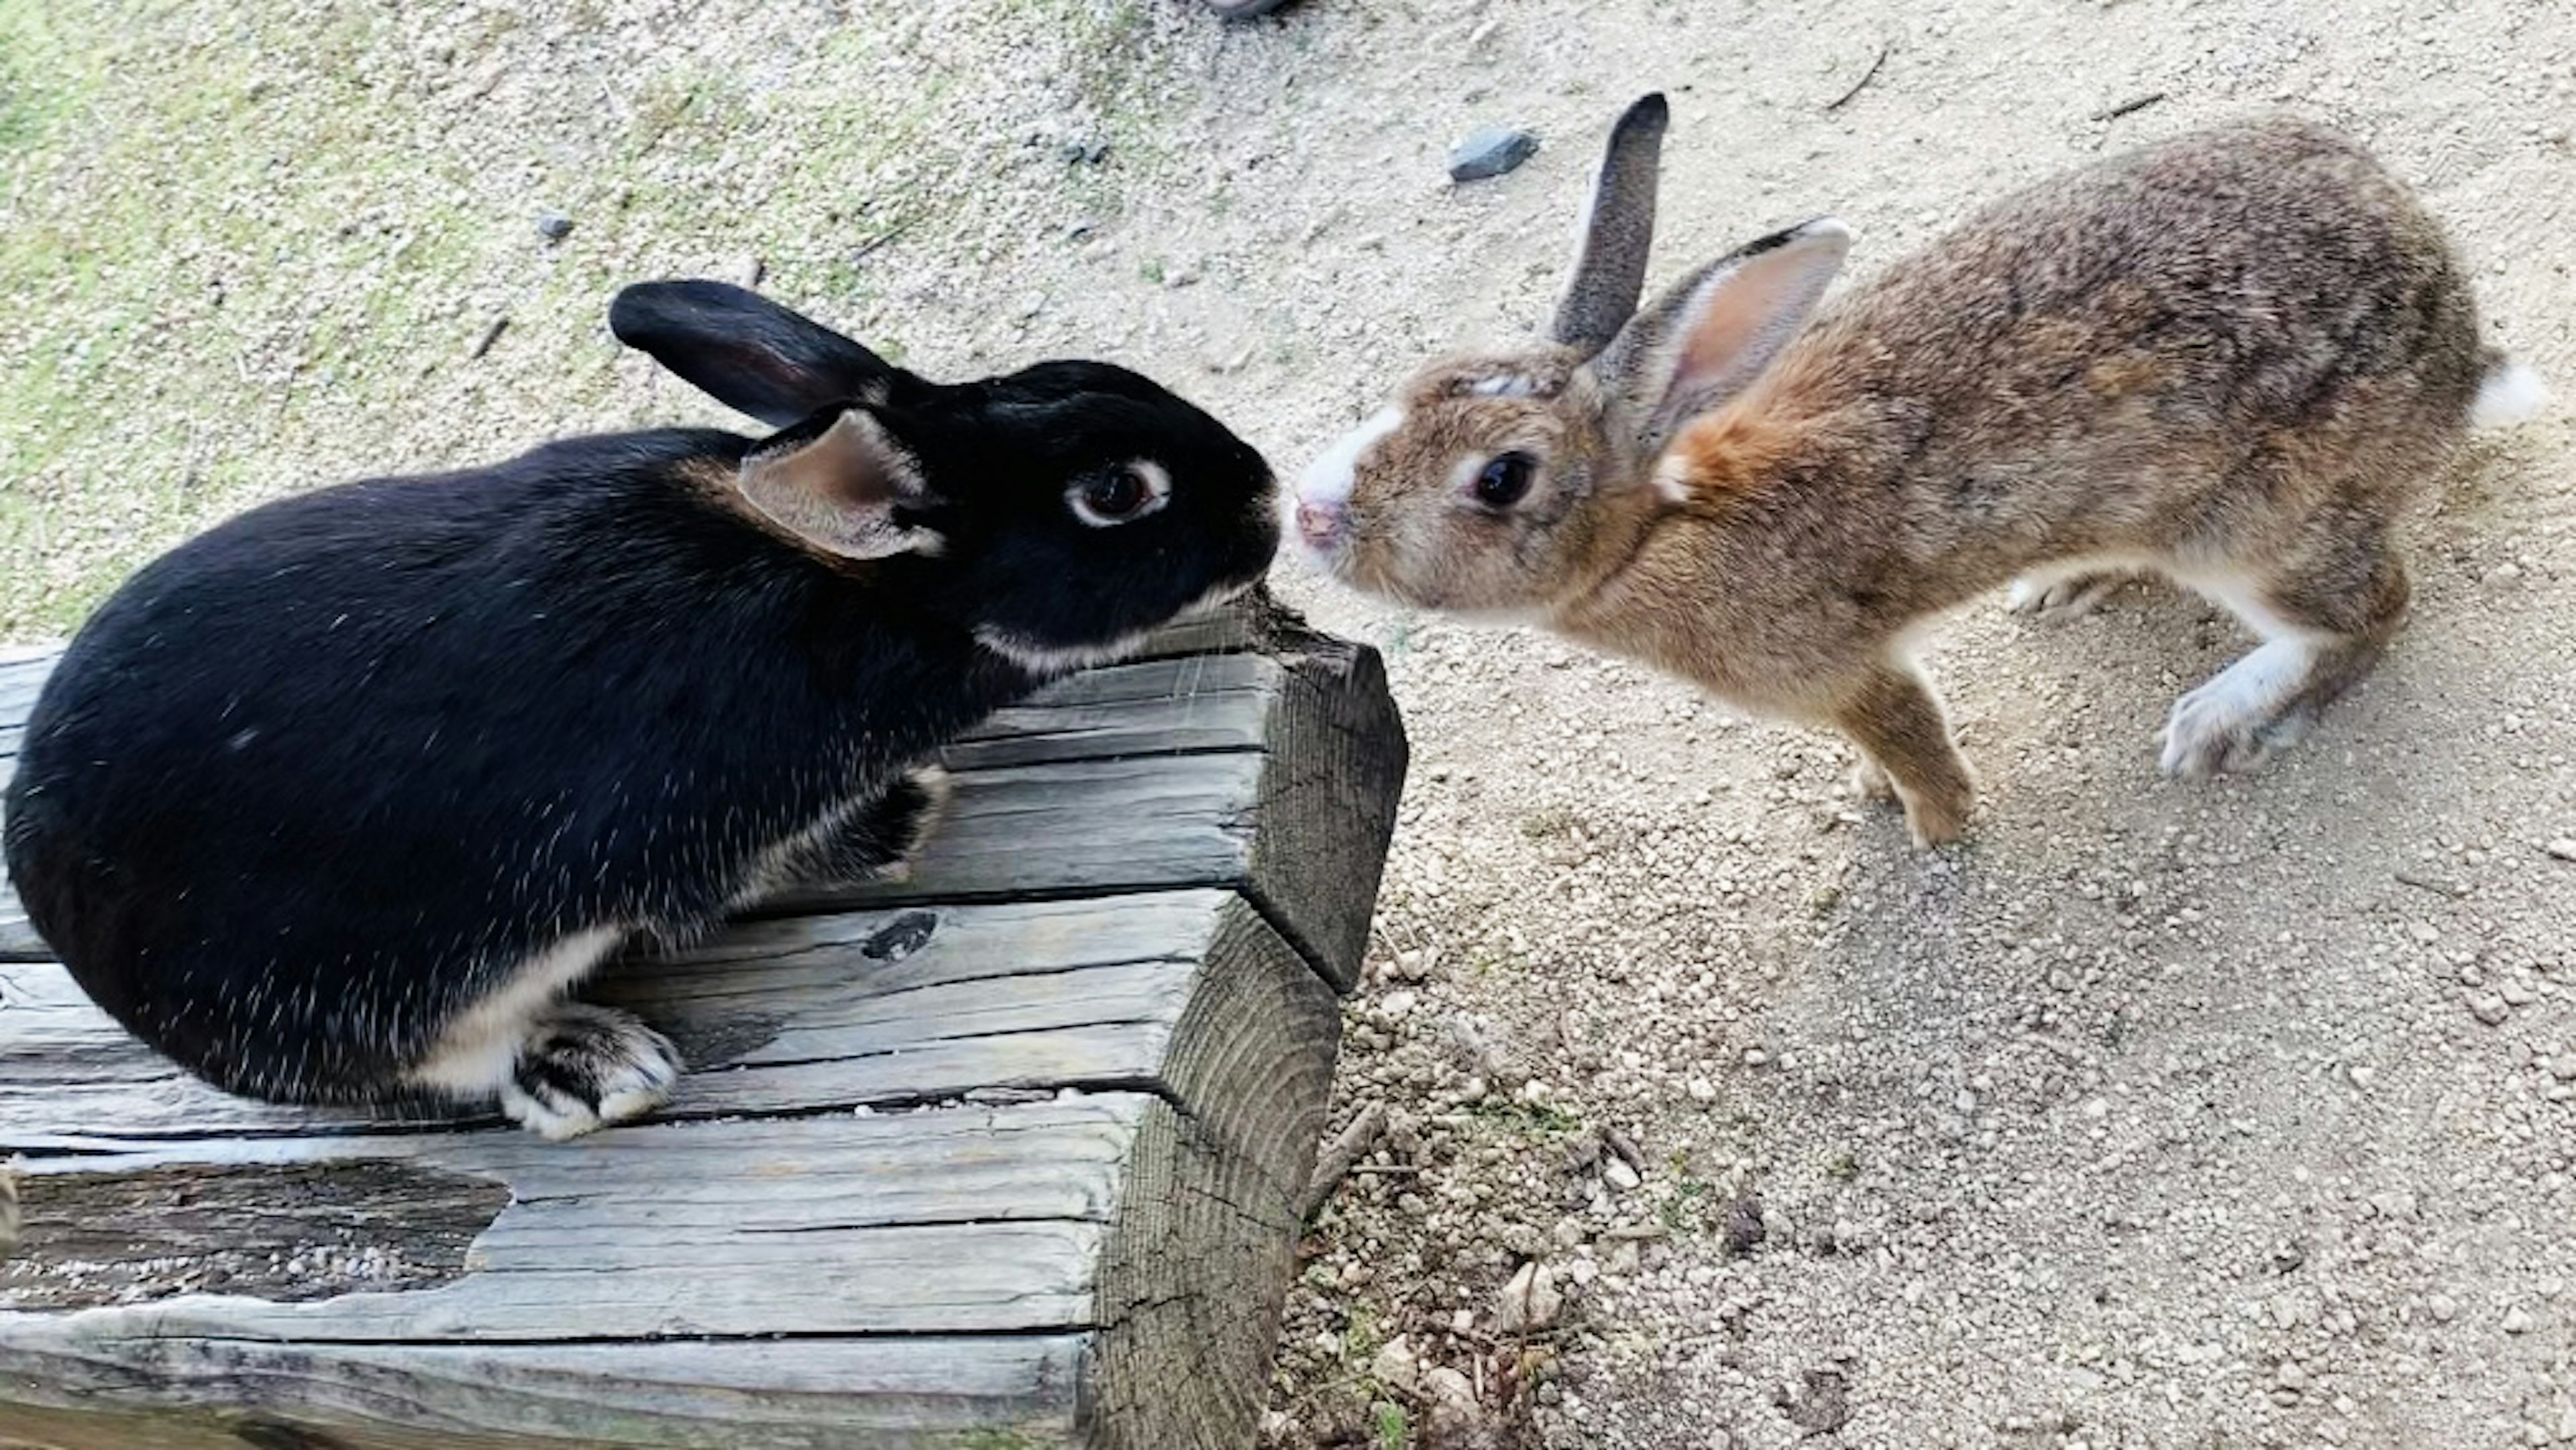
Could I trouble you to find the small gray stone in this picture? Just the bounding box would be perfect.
[536,211,574,242]
[1449,125,1540,183]
[2469,994,2512,1027]
[2547,837,2576,863]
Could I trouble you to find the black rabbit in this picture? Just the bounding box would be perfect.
[3,280,1281,1137]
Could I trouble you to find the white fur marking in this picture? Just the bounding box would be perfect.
[405,925,625,1098]
[1468,375,1542,397]
[2471,362,2549,430]
[971,576,1254,676]
[1297,406,1403,511]
[1648,453,1694,505]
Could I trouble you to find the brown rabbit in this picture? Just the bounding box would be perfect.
[1287,95,2546,845]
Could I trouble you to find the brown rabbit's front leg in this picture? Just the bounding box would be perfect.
[1830,662,1980,847]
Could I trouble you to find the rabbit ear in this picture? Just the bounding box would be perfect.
[610,280,895,427]
[737,410,942,560]
[1594,217,1851,452]
[1548,93,1670,358]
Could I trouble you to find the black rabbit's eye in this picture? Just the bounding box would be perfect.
[1089,474,1144,515]
[1472,452,1537,510]
[1070,462,1173,527]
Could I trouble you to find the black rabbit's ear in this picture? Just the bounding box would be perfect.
[610,280,894,427]
[737,410,942,560]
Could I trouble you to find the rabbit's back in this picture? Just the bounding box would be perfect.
[1754,117,2485,588]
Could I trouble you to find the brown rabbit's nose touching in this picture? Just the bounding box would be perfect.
[1293,499,1346,550]
[1291,404,1407,565]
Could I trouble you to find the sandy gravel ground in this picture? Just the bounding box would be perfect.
[4,2,2573,1447]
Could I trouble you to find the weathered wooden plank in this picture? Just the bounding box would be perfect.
[5,1109,1128,1337]
[0,597,1404,990]
[766,610,1405,991]
[0,894,1344,1447]
[2,890,1244,1141]
[0,1335,1087,1450]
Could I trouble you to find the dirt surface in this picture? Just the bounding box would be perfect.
[4,2,2573,1447]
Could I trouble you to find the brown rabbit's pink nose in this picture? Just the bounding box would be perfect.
[1294,499,1346,549]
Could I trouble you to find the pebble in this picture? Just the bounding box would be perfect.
[1686,1076,1719,1103]
[2428,1293,2460,1324]
[2502,1306,2534,1334]
[1371,1336,1421,1392]
[535,211,574,242]
[1496,1260,1564,1332]
[2549,838,2576,862]
[1422,1366,1480,1427]
[1604,1159,1643,1192]
[1449,125,1540,182]
[2470,994,2512,1026]
[2550,1054,2576,1084]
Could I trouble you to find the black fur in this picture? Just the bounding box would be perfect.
[3,280,1277,1107]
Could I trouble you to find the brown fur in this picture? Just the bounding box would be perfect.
[1306,117,2516,845]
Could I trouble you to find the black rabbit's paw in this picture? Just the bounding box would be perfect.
[857,765,951,882]
[499,1004,682,1140]
[796,766,953,888]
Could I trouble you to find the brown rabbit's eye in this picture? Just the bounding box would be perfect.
[1070,462,1173,527]
[1473,452,1537,510]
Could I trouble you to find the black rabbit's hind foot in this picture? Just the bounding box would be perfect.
[499,1003,682,1141]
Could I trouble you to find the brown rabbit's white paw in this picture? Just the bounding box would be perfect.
[2004,571,2128,623]
[498,1004,682,1140]
[2158,640,2318,780]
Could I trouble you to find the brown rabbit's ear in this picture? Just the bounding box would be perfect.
[737,410,942,560]
[1548,93,1671,358]
[1595,217,1852,454]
